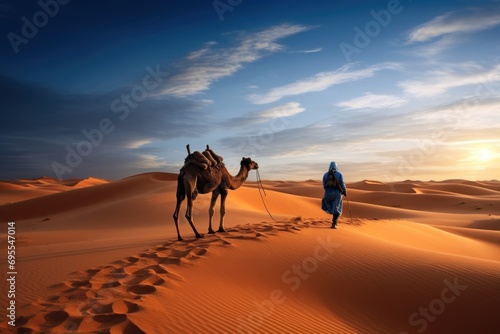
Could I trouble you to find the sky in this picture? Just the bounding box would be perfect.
[1,0,499,182]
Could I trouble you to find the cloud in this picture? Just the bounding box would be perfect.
[294,47,323,53]
[126,139,153,149]
[410,97,500,129]
[403,6,500,58]
[217,124,341,158]
[336,93,407,110]
[399,63,500,97]
[186,41,217,60]
[0,75,213,180]
[159,24,312,97]
[256,102,305,119]
[215,93,500,180]
[248,62,400,105]
[217,109,395,161]
[222,102,305,128]
[407,7,500,43]
[132,154,169,169]
[402,35,459,59]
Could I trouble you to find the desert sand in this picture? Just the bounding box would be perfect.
[0,173,499,333]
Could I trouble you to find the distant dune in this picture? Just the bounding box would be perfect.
[0,173,499,333]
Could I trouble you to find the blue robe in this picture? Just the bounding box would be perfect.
[321,162,347,215]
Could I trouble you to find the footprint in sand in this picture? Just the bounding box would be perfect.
[60,306,142,333]
[186,246,208,259]
[44,310,69,327]
[139,251,159,259]
[92,313,127,325]
[121,269,165,286]
[110,319,146,334]
[125,256,140,263]
[71,313,129,333]
[70,279,92,288]
[86,268,101,275]
[91,280,121,289]
[127,285,156,295]
[110,267,128,279]
[112,300,140,314]
[87,302,114,315]
[147,264,169,274]
[16,221,300,333]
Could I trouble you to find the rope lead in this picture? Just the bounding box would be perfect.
[256,169,278,222]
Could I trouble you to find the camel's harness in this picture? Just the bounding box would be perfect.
[256,170,278,222]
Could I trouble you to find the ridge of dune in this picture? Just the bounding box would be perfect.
[0,176,110,205]
[120,172,179,182]
[0,182,27,191]
[435,225,500,247]
[0,173,171,221]
[3,218,499,334]
[420,182,500,196]
[71,177,110,188]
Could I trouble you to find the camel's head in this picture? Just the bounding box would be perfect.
[241,157,259,170]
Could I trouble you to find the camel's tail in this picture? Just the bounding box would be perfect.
[176,172,186,200]
[176,171,198,201]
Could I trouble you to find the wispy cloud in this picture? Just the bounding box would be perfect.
[248,63,400,105]
[410,97,500,129]
[293,47,323,53]
[407,7,500,43]
[403,35,459,59]
[399,63,500,97]
[257,102,305,119]
[159,24,312,97]
[223,102,305,128]
[132,154,169,168]
[126,139,152,149]
[336,93,407,110]
[403,6,500,58]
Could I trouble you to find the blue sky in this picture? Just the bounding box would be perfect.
[1,0,499,181]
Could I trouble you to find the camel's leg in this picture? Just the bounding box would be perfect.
[217,190,228,233]
[173,196,184,241]
[173,176,186,241]
[208,190,220,234]
[185,190,204,239]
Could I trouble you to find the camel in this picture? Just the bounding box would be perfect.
[173,147,259,241]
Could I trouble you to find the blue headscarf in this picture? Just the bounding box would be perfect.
[328,161,338,171]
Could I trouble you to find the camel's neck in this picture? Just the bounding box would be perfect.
[225,165,251,190]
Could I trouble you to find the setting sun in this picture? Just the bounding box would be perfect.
[478,148,495,162]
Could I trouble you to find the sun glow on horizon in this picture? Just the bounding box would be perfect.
[477,148,495,163]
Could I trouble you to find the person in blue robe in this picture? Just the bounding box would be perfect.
[322,161,347,229]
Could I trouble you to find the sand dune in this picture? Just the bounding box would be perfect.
[0,173,499,333]
[0,176,110,205]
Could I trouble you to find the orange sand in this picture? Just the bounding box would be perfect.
[0,173,499,333]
